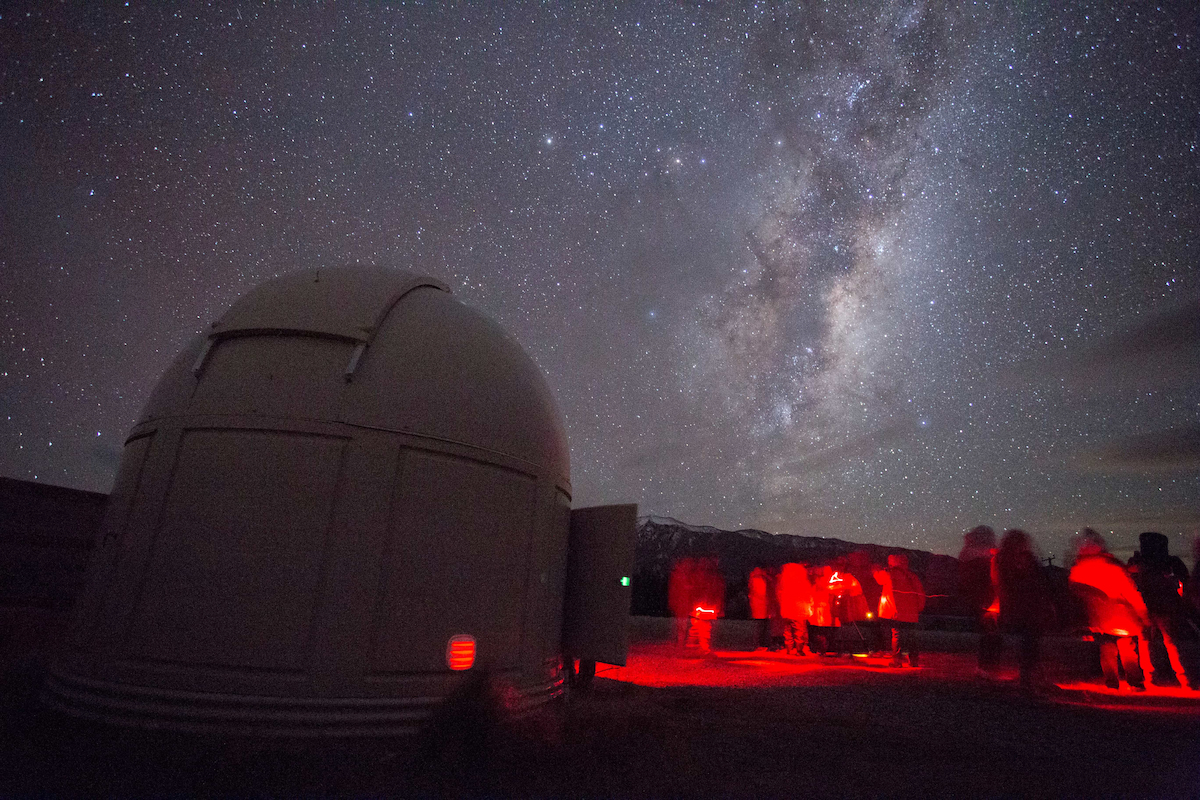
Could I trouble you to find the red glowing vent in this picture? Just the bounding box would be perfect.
[446,635,476,671]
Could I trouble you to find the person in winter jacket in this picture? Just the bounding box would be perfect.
[959,525,1001,674]
[875,553,926,667]
[1068,529,1148,691]
[775,562,813,655]
[747,566,772,650]
[993,529,1055,688]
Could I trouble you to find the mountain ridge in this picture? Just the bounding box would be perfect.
[632,515,963,617]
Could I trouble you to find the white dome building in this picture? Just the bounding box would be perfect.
[47,267,630,735]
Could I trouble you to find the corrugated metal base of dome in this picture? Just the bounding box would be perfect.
[42,668,565,737]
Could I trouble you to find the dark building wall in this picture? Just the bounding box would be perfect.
[0,477,105,660]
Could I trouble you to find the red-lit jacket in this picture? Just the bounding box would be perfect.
[875,559,926,624]
[1069,552,1148,637]
[748,567,770,620]
[811,567,836,627]
[829,570,870,623]
[775,563,813,621]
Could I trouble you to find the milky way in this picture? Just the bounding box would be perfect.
[2,2,1197,558]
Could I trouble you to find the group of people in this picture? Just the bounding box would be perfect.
[671,552,926,667]
[667,526,1199,693]
[959,526,1199,691]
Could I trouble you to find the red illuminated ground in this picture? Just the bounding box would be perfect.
[564,636,1200,797]
[607,641,1200,711]
[3,621,1199,797]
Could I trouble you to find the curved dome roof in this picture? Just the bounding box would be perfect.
[140,267,569,489]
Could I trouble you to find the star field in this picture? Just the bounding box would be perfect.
[2,2,1197,559]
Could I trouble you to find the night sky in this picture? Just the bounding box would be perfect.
[3,3,1198,559]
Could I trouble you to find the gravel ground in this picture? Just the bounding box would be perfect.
[3,620,1199,798]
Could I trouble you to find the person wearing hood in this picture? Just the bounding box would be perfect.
[875,553,926,667]
[1131,531,1196,689]
[1068,529,1148,691]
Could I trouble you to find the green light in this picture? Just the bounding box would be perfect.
[620,576,630,587]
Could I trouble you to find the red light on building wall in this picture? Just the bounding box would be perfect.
[446,635,476,671]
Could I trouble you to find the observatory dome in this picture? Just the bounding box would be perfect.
[47,267,575,735]
[141,267,569,486]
